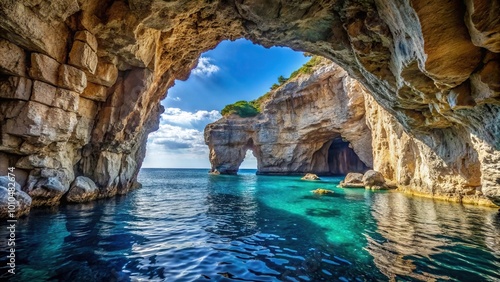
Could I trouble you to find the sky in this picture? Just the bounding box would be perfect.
[142,39,310,169]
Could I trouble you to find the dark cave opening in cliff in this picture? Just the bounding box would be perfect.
[327,137,369,175]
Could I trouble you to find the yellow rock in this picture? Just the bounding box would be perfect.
[312,188,334,195]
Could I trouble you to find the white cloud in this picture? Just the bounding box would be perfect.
[144,107,223,167]
[192,57,220,77]
[160,108,221,129]
[148,124,206,152]
[147,107,221,157]
[144,123,257,168]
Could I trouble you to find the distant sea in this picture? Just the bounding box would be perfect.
[1,168,499,281]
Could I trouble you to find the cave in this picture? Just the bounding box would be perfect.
[0,0,499,213]
[327,137,369,175]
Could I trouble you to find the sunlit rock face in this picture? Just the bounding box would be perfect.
[0,0,499,214]
[204,59,373,175]
[365,93,499,207]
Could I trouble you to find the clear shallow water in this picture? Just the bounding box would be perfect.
[0,168,499,281]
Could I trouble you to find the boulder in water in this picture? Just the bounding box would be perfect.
[340,172,364,188]
[362,170,387,190]
[66,176,99,203]
[0,176,32,218]
[302,173,320,181]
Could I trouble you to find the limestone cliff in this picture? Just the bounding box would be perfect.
[0,0,499,216]
[204,58,373,175]
[206,59,498,207]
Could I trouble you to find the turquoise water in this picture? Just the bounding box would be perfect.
[1,168,499,281]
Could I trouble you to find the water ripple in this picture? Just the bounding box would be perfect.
[0,169,498,282]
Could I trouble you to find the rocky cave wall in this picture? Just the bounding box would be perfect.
[204,59,373,175]
[327,137,370,175]
[0,0,499,215]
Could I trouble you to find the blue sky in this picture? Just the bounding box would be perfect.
[143,39,309,168]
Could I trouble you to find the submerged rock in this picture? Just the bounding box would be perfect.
[340,172,365,188]
[66,176,99,203]
[312,188,334,195]
[208,169,220,175]
[302,173,321,181]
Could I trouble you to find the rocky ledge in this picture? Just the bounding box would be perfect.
[340,170,396,190]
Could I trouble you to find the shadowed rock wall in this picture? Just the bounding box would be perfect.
[327,138,370,175]
[0,0,499,215]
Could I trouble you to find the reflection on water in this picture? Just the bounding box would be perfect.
[0,169,498,281]
[366,193,500,281]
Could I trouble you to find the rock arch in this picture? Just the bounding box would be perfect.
[208,137,261,175]
[0,0,499,213]
[205,60,373,175]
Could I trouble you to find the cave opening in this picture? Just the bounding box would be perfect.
[142,39,309,169]
[240,138,258,170]
[240,150,258,170]
[327,137,370,175]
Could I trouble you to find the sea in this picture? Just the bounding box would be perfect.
[0,168,499,281]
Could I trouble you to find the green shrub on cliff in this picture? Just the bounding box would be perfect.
[221,100,260,117]
[277,75,288,84]
[289,56,322,80]
[251,92,271,111]
[221,56,323,117]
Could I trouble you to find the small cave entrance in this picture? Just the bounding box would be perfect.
[240,149,258,170]
[327,137,369,175]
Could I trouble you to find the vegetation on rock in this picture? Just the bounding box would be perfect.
[221,100,260,117]
[289,56,322,80]
[221,56,323,117]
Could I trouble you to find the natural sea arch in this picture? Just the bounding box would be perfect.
[0,0,499,209]
[240,149,258,170]
[142,39,306,170]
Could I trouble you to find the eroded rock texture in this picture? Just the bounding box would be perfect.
[0,0,499,214]
[205,60,373,175]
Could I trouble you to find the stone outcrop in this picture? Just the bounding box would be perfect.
[302,174,322,181]
[0,176,31,217]
[362,170,387,190]
[0,0,499,215]
[339,173,364,188]
[66,176,99,203]
[341,170,391,190]
[205,60,373,175]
